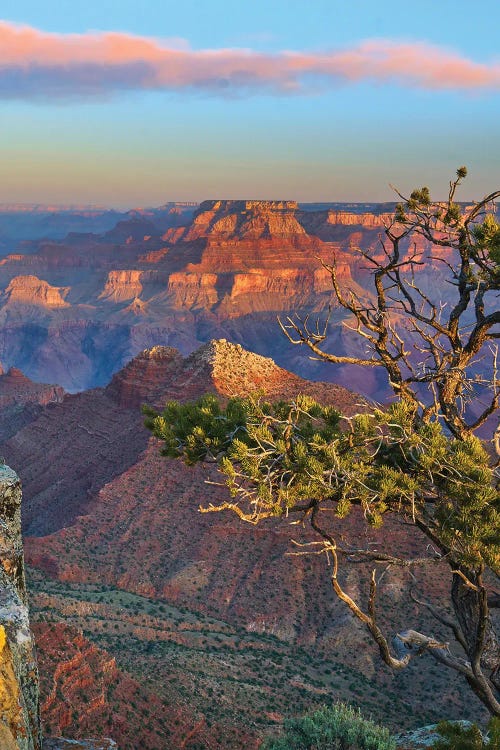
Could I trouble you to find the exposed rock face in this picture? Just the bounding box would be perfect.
[6,342,481,746]
[299,209,393,240]
[98,270,167,304]
[0,368,64,409]
[165,200,305,242]
[105,345,183,408]
[0,465,41,750]
[35,622,160,749]
[394,722,476,749]
[3,277,69,308]
[0,467,118,750]
[2,341,359,538]
[0,199,455,396]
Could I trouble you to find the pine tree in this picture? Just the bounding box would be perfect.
[145,169,500,715]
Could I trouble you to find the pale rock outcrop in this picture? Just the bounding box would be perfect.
[394,722,477,749]
[0,465,41,750]
[3,277,69,308]
[98,270,167,304]
[167,271,219,308]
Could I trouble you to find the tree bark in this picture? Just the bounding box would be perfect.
[451,566,500,715]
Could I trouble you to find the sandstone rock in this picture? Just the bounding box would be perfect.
[165,199,306,242]
[0,199,473,402]
[0,465,41,750]
[0,466,118,749]
[0,368,64,410]
[3,276,69,308]
[98,270,167,304]
[105,345,183,408]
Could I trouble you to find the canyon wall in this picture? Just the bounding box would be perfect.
[0,465,41,750]
[0,199,412,393]
[0,465,117,750]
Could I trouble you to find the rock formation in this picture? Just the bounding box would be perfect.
[0,465,117,749]
[164,200,306,242]
[3,276,70,308]
[0,368,64,409]
[0,198,458,395]
[0,340,476,750]
[0,465,41,750]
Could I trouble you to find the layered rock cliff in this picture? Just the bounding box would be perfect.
[164,200,306,242]
[3,277,70,309]
[0,369,64,410]
[0,198,468,397]
[0,342,478,747]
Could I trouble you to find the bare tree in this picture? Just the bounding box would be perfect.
[145,169,500,715]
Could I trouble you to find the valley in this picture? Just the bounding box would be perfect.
[0,336,486,748]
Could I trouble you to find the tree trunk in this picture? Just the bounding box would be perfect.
[451,566,500,715]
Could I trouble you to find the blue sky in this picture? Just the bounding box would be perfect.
[0,0,499,206]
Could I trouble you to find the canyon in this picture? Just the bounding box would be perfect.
[0,199,496,748]
[0,198,428,395]
[0,340,486,749]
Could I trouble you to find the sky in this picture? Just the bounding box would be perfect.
[0,0,499,207]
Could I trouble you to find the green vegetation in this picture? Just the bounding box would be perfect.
[261,703,395,750]
[29,568,475,741]
[433,718,500,750]
[146,170,500,716]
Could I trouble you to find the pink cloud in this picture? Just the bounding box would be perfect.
[0,21,498,100]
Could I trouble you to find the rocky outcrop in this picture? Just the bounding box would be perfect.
[11,341,481,745]
[0,467,118,749]
[35,622,161,749]
[188,339,362,410]
[0,368,64,409]
[394,722,476,749]
[0,199,465,397]
[105,345,183,408]
[164,200,306,242]
[98,270,167,304]
[0,465,41,750]
[2,341,360,538]
[299,209,394,239]
[3,277,69,308]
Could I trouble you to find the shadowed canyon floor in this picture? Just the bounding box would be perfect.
[0,340,487,749]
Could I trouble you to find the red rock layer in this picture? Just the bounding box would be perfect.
[35,622,240,750]
[15,340,481,745]
[0,197,462,397]
[0,367,64,408]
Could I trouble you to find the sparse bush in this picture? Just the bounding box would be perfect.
[432,718,500,750]
[261,702,395,750]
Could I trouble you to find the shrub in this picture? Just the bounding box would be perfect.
[432,718,500,750]
[261,702,395,750]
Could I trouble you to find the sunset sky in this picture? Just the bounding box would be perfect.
[1,0,499,207]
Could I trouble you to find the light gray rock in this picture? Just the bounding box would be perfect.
[394,721,476,749]
[0,464,117,750]
[0,464,42,750]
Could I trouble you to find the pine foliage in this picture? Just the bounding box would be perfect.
[144,394,499,572]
